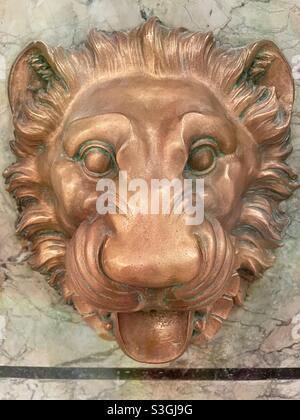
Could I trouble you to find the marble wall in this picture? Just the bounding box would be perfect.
[0,0,300,400]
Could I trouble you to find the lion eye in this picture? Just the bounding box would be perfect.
[81,146,115,177]
[188,145,216,174]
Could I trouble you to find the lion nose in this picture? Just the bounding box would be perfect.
[101,218,200,289]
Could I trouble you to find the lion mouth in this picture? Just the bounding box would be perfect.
[66,217,239,363]
[113,310,194,363]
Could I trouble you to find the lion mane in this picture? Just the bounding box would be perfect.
[4,18,298,342]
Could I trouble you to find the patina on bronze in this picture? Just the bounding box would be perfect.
[3,18,297,363]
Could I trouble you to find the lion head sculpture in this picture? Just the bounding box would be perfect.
[3,18,297,363]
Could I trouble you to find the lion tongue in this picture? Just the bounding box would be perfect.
[114,311,193,363]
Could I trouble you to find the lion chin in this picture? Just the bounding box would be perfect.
[4,18,297,363]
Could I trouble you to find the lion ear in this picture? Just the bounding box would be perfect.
[241,40,294,115]
[8,41,59,113]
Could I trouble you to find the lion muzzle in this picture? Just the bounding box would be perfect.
[65,215,237,362]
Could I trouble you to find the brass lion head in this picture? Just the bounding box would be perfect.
[4,18,297,363]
